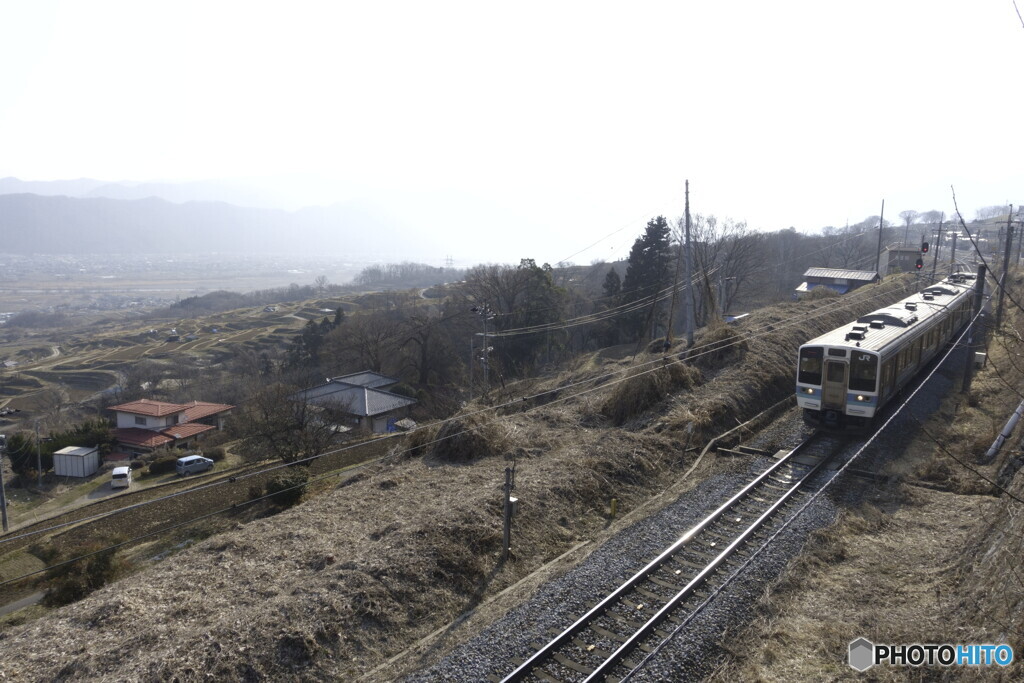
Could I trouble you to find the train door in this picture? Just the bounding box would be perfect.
[822,360,848,410]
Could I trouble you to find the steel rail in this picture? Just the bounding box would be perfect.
[589,437,835,681]
[501,436,825,683]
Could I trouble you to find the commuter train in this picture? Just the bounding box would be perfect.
[796,274,978,429]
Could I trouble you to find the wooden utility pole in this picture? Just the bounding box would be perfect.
[0,453,8,532]
[962,265,987,394]
[996,206,1014,330]
[35,420,42,489]
[684,180,694,346]
[874,199,885,274]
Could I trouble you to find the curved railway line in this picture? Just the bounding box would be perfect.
[498,432,848,683]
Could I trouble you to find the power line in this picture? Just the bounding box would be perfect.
[0,275,926,556]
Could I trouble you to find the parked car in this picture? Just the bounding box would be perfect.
[111,466,132,489]
[176,455,214,476]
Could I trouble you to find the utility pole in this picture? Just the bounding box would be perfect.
[950,232,958,275]
[996,206,1014,330]
[34,419,42,489]
[874,199,885,274]
[931,215,944,282]
[468,335,474,401]
[665,220,685,348]
[962,265,987,394]
[0,450,8,532]
[684,180,694,346]
[718,276,736,316]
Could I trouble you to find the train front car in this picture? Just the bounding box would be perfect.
[796,274,976,431]
[797,342,879,430]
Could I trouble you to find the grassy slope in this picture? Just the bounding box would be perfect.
[0,276,923,680]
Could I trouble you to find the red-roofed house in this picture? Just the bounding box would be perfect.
[108,399,233,456]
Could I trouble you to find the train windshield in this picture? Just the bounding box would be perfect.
[798,346,823,384]
[849,352,878,392]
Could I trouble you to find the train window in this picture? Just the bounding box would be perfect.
[799,347,823,384]
[849,353,878,391]
[911,338,921,365]
[826,362,846,383]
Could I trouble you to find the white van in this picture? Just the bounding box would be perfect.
[111,466,132,489]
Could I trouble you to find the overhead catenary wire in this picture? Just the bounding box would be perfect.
[0,221,895,550]
[0,275,928,567]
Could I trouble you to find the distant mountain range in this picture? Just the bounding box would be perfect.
[0,176,293,210]
[0,191,432,257]
[0,177,540,263]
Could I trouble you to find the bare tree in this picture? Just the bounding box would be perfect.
[976,205,1012,220]
[688,215,763,320]
[234,381,340,464]
[899,210,920,246]
[322,310,400,373]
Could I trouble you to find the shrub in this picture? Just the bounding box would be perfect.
[601,362,702,426]
[129,459,144,471]
[265,470,308,508]
[147,455,178,476]
[428,416,506,464]
[205,447,226,462]
[41,544,126,607]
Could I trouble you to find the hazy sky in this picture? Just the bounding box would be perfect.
[1,1,1021,264]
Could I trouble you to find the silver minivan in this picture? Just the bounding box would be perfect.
[176,455,214,476]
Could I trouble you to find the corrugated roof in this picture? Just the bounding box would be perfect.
[803,268,879,281]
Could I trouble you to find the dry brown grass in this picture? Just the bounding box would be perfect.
[0,275,932,681]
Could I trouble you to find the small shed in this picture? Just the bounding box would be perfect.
[53,446,100,478]
[795,268,879,296]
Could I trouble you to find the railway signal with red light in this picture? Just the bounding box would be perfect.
[921,242,929,253]
[915,258,924,270]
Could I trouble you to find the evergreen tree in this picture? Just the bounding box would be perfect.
[619,216,673,341]
[602,268,621,299]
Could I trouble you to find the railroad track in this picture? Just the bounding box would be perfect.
[497,432,845,683]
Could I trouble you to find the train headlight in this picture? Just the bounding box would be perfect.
[801,387,815,395]
[855,395,869,402]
